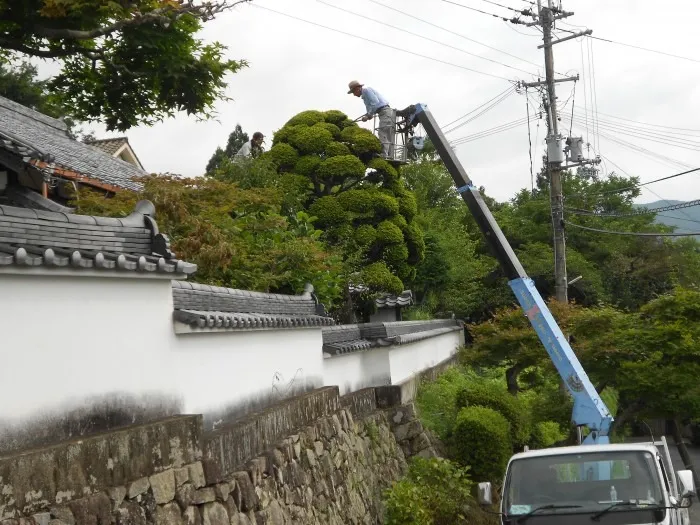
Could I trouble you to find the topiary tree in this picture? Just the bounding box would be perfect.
[264,109,425,318]
[451,406,512,483]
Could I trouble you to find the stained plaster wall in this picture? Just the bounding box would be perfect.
[321,348,390,395]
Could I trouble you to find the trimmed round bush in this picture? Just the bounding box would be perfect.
[272,124,303,145]
[294,155,322,177]
[452,406,512,482]
[455,382,529,448]
[337,189,400,219]
[530,421,567,449]
[308,196,349,229]
[390,214,408,231]
[397,189,418,222]
[285,110,325,127]
[360,262,404,295]
[340,126,382,156]
[323,110,349,125]
[405,222,426,264]
[368,158,398,180]
[324,141,352,158]
[317,155,366,182]
[376,220,404,245]
[354,224,377,247]
[265,143,298,172]
[383,243,409,267]
[288,125,334,155]
[313,122,341,139]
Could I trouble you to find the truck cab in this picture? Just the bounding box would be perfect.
[478,441,695,525]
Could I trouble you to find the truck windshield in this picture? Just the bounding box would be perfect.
[503,450,664,518]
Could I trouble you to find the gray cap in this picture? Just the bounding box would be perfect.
[347,80,363,94]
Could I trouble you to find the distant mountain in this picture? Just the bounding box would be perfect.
[633,200,700,239]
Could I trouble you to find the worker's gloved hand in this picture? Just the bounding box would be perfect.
[361,115,371,122]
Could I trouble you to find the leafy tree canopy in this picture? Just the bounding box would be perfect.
[71,174,345,305]
[206,124,250,173]
[1,1,249,131]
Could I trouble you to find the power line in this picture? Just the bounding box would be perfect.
[475,0,534,15]
[449,116,534,145]
[316,0,539,77]
[566,199,700,218]
[566,220,700,237]
[564,166,700,201]
[439,0,519,22]
[574,107,700,134]
[588,35,700,65]
[445,88,516,134]
[571,109,700,139]
[526,89,534,192]
[251,4,512,81]
[443,86,514,128]
[369,0,545,71]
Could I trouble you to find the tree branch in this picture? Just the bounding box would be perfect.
[32,1,253,41]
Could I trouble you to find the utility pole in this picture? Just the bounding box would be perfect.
[520,1,594,303]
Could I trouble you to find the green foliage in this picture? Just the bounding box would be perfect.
[288,125,334,155]
[5,1,246,131]
[416,367,475,439]
[354,225,377,247]
[340,126,382,156]
[452,406,512,482]
[323,109,348,125]
[324,141,352,157]
[294,155,322,177]
[308,196,349,229]
[376,220,404,245]
[314,122,341,138]
[71,175,345,308]
[455,380,530,448]
[317,155,366,182]
[529,421,567,449]
[384,457,498,525]
[265,143,299,172]
[285,110,326,127]
[361,262,404,295]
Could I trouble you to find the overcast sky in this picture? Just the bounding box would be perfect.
[78,0,700,209]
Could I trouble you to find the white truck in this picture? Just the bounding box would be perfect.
[393,104,697,524]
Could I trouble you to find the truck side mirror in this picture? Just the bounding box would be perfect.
[478,482,493,506]
[677,470,696,500]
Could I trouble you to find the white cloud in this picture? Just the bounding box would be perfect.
[52,0,700,205]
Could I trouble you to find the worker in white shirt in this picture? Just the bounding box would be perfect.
[235,131,265,158]
[347,80,394,158]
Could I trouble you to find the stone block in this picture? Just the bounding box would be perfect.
[175,484,194,510]
[174,468,189,488]
[154,503,182,525]
[67,494,111,525]
[222,496,237,519]
[416,447,438,459]
[390,405,416,426]
[31,514,50,525]
[392,420,423,443]
[106,487,127,511]
[186,463,205,489]
[228,514,251,525]
[409,433,432,456]
[213,484,229,502]
[181,508,200,525]
[49,508,75,525]
[150,470,176,505]
[200,503,228,525]
[254,500,286,525]
[115,501,146,525]
[201,459,223,486]
[191,488,215,505]
[231,473,258,513]
[127,478,151,499]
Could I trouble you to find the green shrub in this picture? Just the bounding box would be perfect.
[455,381,530,448]
[317,155,366,182]
[397,189,418,222]
[383,244,410,270]
[313,122,341,139]
[530,421,567,449]
[384,457,492,525]
[294,155,322,176]
[324,141,352,157]
[354,224,377,247]
[285,110,325,127]
[405,222,426,264]
[368,158,398,180]
[265,143,298,172]
[287,125,334,155]
[361,262,404,295]
[376,220,404,245]
[452,406,511,483]
[416,367,476,439]
[323,110,349,125]
[340,126,382,156]
[308,196,349,229]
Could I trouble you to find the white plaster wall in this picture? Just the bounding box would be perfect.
[173,328,325,418]
[322,348,390,395]
[0,274,177,423]
[388,331,463,385]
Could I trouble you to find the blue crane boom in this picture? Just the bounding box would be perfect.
[402,103,613,444]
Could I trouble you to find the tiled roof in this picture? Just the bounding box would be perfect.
[0,96,145,192]
[322,319,464,356]
[375,290,414,309]
[87,137,129,156]
[322,325,375,356]
[0,200,196,276]
[172,281,335,332]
